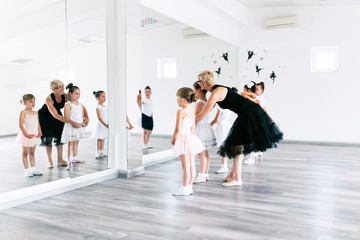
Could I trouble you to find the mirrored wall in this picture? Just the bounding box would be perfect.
[0,0,109,193]
[125,0,239,170]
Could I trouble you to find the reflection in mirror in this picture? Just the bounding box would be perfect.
[126,2,239,168]
[64,0,109,178]
[0,0,69,193]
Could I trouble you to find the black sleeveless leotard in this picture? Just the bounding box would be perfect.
[38,93,66,139]
[212,84,283,158]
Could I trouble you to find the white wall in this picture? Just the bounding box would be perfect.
[127,23,238,135]
[238,5,360,143]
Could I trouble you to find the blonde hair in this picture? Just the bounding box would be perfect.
[50,80,64,89]
[198,70,216,87]
[176,87,197,103]
[20,94,35,104]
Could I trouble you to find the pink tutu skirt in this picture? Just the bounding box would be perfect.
[15,132,41,147]
[173,134,204,156]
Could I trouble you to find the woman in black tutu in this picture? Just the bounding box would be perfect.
[195,70,283,187]
[38,80,81,168]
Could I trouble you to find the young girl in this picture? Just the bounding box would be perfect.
[171,87,204,196]
[92,90,108,159]
[61,83,89,169]
[193,81,216,183]
[16,94,43,177]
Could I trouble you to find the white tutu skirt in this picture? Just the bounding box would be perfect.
[61,123,90,143]
[214,121,232,147]
[15,132,41,147]
[173,134,204,156]
[194,123,217,149]
[91,122,108,140]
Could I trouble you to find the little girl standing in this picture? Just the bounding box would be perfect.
[92,90,108,159]
[193,81,216,183]
[171,87,204,196]
[61,83,89,169]
[16,94,43,177]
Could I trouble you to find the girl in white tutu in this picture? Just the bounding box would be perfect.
[193,81,216,183]
[92,90,108,159]
[16,94,43,177]
[171,87,204,196]
[210,105,232,173]
[61,83,89,169]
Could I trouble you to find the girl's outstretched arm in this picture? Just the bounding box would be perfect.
[45,95,67,123]
[19,111,34,138]
[96,108,108,128]
[64,104,81,128]
[126,115,133,130]
[82,105,89,127]
[210,109,221,126]
[37,112,42,138]
[195,90,225,124]
[171,109,183,145]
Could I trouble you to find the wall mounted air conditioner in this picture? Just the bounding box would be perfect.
[183,27,209,38]
[265,15,299,29]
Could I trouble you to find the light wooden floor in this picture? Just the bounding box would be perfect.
[1,143,360,239]
[0,134,173,193]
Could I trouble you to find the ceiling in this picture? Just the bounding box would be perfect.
[237,0,360,7]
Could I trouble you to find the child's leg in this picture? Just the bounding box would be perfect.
[73,140,79,157]
[22,147,30,169]
[194,151,207,183]
[189,154,196,185]
[179,154,190,187]
[205,150,210,174]
[29,146,36,167]
[100,139,105,151]
[198,151,206,174]
[222,156,228,165]
[67,141,73,163]
[97,139,101,151]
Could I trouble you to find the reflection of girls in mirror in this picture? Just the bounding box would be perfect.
[171,87,204,196]
[196,70,283,187]
[61,83,89,169]
[137,86,154,149]
[192,81,216,184]
[16,94,43,177]
[92,90,108,159]
[38,80,69,168]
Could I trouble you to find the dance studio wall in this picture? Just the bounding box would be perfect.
[239,5,360,143]
[126,22,239,136]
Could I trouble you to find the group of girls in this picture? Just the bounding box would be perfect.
[171,70,282,196]
[17,80,108,177]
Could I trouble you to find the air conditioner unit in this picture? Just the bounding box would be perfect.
[183,27,209,38]
[265,15,299,29]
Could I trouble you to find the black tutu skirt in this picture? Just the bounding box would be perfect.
[218,104,283,159]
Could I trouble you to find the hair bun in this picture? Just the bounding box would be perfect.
[93,91,97,96]
[66,83,73,90]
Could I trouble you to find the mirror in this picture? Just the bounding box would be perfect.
[0,0,110,193]
[125,2,239,169]
[65,0,109,178]
[0,0,69,193]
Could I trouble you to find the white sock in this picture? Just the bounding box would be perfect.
[205,173,209,178]
[30,167,35,172]
[222,163,228,168]
[73,156,78,160]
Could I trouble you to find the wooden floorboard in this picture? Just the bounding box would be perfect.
[1,143,360,239]
[0,134,170,193]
